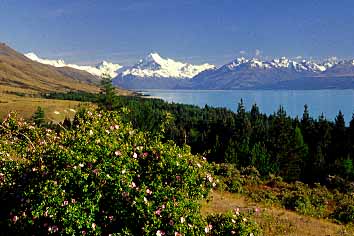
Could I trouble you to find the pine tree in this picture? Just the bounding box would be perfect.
[32,106,45,127]
[99,73,116,110]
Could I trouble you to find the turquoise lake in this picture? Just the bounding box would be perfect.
[139,89,354,123]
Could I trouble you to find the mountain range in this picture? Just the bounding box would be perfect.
[25,50,354,90]
[0,43,100,93]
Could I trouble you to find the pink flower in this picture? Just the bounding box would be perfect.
[93,169,99,175]
[82,230,87,235]
[146,189,152,195]
[156,230,165,236]
[92,223,96,230]
[49,225,59,232]
[142,152,148,157]
[71,199,76,204]
[130,182,136,188]
[12,215,18,223]
[115,150,122,156]
[155,209,161,216]
[62,200,69,206]
[174,232,182,236]
[133,153,138,159]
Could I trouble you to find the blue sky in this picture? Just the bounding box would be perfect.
[1,0,354,66]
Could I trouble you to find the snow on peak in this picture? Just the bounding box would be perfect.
[225,56,333,73]
[227,57,248,69]
[24,52,122,78]
[249,58,271,69]
[147,52,164,63]
[25,52,66,67]
[121,52,215,79]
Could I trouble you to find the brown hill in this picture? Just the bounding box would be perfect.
[0,43,100,93]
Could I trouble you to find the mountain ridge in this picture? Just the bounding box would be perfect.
[0,43,100,93]
[24,50,354,90]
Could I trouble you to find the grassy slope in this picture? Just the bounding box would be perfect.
[202,191,354,236]
[0,91,91,121]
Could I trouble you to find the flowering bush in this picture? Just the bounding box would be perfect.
[0,110,216,235]
[206,210,260,236]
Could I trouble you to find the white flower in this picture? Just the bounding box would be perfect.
[146,189,152,195]
[156,230,165,236]
[206,174,213,182]
[180,217,185,223]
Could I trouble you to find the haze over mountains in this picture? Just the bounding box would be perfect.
[25,50,354,90]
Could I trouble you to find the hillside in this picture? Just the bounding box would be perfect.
[0,43,100,93]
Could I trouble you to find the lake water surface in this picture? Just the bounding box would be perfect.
[140,89,354,123]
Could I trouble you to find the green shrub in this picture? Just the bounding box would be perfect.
[332,195,354,223]
[206,210,260,236]
[281,182,329,217]
[0,110,216,235]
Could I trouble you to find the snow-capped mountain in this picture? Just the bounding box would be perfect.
[120,52,215,79]
[224,57,334,73]
[23,50,354,90]
[25,52,122,78]
[113,52,215,89]
[191,57,345,89]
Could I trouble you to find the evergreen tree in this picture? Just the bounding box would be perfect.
[348,114,354,161]
[330,111,348,170]
[99,74,116,110]
[32,106,45,127]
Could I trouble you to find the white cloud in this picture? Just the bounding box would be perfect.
[239,50,246,55]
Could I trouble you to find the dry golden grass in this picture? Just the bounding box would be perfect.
[0,92,94,122]
[201,191,354,236]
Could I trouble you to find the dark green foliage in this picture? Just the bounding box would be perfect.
[99,74,117,110]
[32,106,45,126]
[43,91,101,102]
